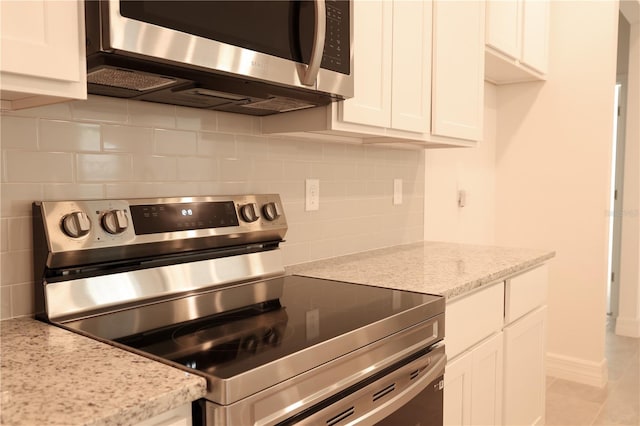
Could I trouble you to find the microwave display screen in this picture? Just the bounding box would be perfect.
[119,1,350,75]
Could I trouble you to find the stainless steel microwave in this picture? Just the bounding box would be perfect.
[85,0,353,115]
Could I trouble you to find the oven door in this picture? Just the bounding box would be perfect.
[284,344,446,426]
[202,342,446,426]
[98,0,352,97]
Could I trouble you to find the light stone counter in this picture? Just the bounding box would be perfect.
[286,241,555,300]
[0,318,207,426]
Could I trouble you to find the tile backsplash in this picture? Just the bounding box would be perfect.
[0,95,424,319]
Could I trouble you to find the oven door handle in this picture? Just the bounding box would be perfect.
[347,350,447,425]
[286,346,447,426]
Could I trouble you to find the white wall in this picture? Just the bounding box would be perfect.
[617,0,640,337]
[0,96,425,319]
[424,83,497,245]
[495,1,619,387]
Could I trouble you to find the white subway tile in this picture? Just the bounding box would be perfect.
[320,180,346,200]
[1,219,8,252]
[236,134,270,158]
[253,159,283,181]
[43,183,104,200]
[198,132,236,158]
[129,100,176,128]
[103,125,154,153]
[1,183,43,217]
[282,160,311,181]
[5,151,74,183]
[218,181,254,195]
[8,217,31,251]
[176,107,218,131]
[105,182,158,199]
[4,102,71,120]
[155,129,197,156]
[77,153,133,182]
[356,163,376,180]
[196,182,224,196]
[39,120,101,152]
[0,250,31,286]
[153,182,202,197]
[177,157,218,181]
[11,282,34,317]
[220,158,252,182]
[281,241,310,266]
[133,155,178,181]
[217,111,259,134]
[1,286,11,319]
[70,95,128,123]
[267,181,304,202]
[308,239,335,261]
[269,138,323,161]
[311,162,356,181]
[0,116,38,149]
[345,181,369,197]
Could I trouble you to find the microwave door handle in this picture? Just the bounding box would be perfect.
[299,0,326,86]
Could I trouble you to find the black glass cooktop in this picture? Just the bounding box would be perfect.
[65,275,443,381]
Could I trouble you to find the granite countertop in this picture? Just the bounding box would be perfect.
[286,241,555,300]
[0,318,207,426]
[0,241,554,426]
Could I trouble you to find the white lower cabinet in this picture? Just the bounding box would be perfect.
[134,403,192,426]
[444,332,503,426]
[503,306,547,426]
[444,264,548,426]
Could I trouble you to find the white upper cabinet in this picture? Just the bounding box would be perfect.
[390,0,431,133]
[486,0,521,60]
[340,0,393,128]
[431,0,485,142]
[485,0,550,84]
[339,0,431,134]
[521,0,550,74]
[262,0,483,148]
[0,0,87,110]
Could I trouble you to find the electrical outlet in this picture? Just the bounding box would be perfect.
[305,179,320,211]
[393,179,403,205]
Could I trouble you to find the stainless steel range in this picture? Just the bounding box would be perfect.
[33,194,445,425]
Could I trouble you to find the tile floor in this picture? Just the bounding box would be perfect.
[545,318,639,425]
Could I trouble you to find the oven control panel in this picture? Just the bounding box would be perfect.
[34,194,287,264]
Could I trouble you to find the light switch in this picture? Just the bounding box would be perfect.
[393,179,403,205]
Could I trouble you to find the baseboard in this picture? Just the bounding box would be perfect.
[615,316,640,338]
[546,352,608,388]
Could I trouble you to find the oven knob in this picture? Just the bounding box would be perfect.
[262,202,281,221]
[102,210,129,234]
[263,328,280,346]
[242,335,259,353]
[239,203,259,223]
[61,211,91,238]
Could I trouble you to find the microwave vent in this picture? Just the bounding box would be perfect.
[87,68,177,92]
[241,97,316,113]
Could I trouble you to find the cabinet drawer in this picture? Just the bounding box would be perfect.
[505,264,548,324]
[446,282,504,359]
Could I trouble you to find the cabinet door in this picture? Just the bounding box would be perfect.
[503,306,547,426]
[521,0,549,74]
[471,333,504,426]
[391,0,431,133]
[340,0,392,128]
[485,0,521,60]
[445,332,503,426]
[431,0,484,141]
[444,350,472,426]
[0,0,86,109]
